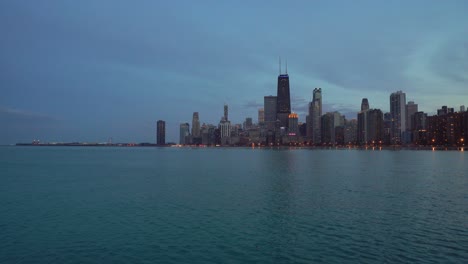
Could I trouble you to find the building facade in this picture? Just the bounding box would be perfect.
[276,73,291,128]
[390,91,406,144]
[157,120,165,145]
[264,96,277,131]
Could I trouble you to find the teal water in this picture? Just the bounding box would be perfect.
[1,146,467,263]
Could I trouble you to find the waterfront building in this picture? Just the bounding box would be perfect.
[321,111,343,145]
[179,123,190,145]
[264,96,277,131]
[288,113,299,135]
[357,110,368,145]
[361,98,369,111]
[344,119,357,145]
[258,108,265,124]
[276,59,291,129]
[224,104,228,121]
[367,109,384,144]
[192,112,201,144]
[244,117,253,130]
[219,120,231,145]
[412,111,428,144]
[390,91,406,144]
[308,88,322,144]
[406,101,418,131]
[357,98,370,145]
[157,120,165,145]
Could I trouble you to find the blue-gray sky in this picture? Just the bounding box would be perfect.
[1,0,467,144]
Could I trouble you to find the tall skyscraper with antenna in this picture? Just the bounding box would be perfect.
[276,57,291,128]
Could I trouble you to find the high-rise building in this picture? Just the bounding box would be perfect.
[192,112,200,138]
[244,117,253,130]
[361,98,369,111]
[357,98,370,145]
[344,119,357,144]
[224,104,228,121]
[357,110,368,145]
[460,105,466,112]
[264,96,277,131]
[219,120,231,141]
[406,101,418,131]
[321,111,343,145]
[390,91,406,144]
[276,63,291,128]
[288,113,299,135]
[179,123,190,145]
[367,109,384,144]
[258,108,265,124]
[308,88,322,144]
[157,120,165,145]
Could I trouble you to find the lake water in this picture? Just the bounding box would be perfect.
[1,146,467,263]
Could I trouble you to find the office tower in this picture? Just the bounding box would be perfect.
[321,111,343,145]
[438,106,448,116]
[224,104,228,121]
[258,108,265,124]
[192,112,200,137]
[308,88,322,144]
[412,111,428,144]
[276,60,291,128]
[299,123,307,137]
[344,119,357,144]
[157,120,165,145]
[461,105,466,112]
[357,110,368,145]
[406,101,418,131]
[321,113,334,144]
[357,98,370,145]
[245,117,253,130]
[390,91,406,144]
[288,113,299,135]
[179,123,190,145]
[361,98,369,111]
[264,96,277,131]
[367,109,384,144]
[219,120,231,145]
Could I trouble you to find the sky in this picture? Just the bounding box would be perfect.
[1,0,468,144]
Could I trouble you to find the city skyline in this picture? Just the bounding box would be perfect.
[2,1,468,144]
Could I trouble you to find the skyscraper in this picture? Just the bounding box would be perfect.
[390,91,406,144]
[367,109,384,144]
[179,123,190,145]
[361,98,369,111]
[276,60,291,128]
[258,108,265,124]
[192,112,200,138]
[460,105,465,112]
[309,88,322,144]
[288,113,299,135]
[406,101,418,131]
[264,96,277,131]
[157,120,165,145]
[224,104,228,121]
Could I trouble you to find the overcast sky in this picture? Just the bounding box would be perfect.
[1,0,467,144]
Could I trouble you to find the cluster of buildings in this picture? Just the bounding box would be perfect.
[156,63,468,148]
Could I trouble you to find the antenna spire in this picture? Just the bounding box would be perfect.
[285,59,288,74]
[279,56,281,75]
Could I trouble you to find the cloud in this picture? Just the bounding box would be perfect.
[0,107,59,123]
[242,101,263,109]
[430,35,468,84]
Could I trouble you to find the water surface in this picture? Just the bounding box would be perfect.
[1,147,467,263]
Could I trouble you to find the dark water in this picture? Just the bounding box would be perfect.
[1,146,467,263]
